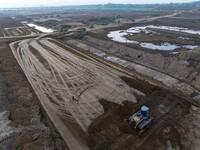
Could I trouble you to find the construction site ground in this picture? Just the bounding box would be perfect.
[0,6,200,150]
[7,36,200,150]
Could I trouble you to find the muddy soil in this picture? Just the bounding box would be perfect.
[0,39,68,149]
[87,76,198,150]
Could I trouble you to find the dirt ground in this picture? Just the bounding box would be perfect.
[10,37,146,149]
[87,76,199,150]
[0,38,67,149]
[9,36,200,150]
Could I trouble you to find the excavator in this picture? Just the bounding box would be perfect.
[127,105,153,131]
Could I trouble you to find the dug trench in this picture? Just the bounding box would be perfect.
[87,76,192,150]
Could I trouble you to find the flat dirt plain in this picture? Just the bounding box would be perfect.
[0,5,200,150]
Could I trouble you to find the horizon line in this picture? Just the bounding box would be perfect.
[0,1,198,9]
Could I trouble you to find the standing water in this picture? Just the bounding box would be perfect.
[27,23,54,33]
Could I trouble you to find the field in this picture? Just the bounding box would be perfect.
[0,16,41,38]
[0,3,200,150]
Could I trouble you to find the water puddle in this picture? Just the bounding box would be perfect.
[139,42,180,51]
[107,30,138,44]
